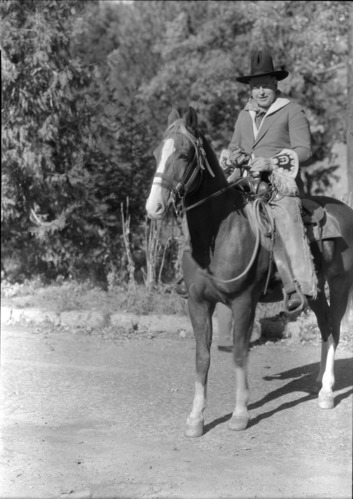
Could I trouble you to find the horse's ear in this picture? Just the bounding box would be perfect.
[185,106,198,133]
[168,108,180,126]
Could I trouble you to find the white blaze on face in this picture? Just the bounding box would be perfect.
[146,138,175,218]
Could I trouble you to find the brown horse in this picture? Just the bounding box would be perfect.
[145,107,353,438]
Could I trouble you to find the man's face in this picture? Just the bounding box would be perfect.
[249,76,277,109]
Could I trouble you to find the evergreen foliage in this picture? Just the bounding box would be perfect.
[1,0,350,284]
[1,0,155,282]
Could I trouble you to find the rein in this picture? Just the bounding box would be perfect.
[201,197,276,288]
[184,182,237,212]
[201,220,261,285]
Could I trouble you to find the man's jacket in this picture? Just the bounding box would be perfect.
[229,98,312,166]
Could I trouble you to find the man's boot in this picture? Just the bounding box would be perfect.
[273,235,307,314]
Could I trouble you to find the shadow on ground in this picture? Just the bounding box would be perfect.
[204,357,353,434]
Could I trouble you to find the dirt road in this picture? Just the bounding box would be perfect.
[1,324,352,498]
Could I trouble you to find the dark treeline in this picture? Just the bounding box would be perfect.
[1,0,350,285]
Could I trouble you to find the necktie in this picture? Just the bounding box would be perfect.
[255,111,266,129]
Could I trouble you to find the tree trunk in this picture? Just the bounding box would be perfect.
[347,3,353,203]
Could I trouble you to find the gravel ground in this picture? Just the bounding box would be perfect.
[1,323,352,499]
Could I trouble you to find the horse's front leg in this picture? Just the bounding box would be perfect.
[228,294,256,431]
[185,296,215,438]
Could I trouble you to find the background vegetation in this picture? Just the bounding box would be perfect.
[1,0,352,289]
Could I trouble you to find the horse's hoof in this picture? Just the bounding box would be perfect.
[317,393,334,409]
[185,419,204,438]
[228,414,249,431]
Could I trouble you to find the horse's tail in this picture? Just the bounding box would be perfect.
[342,282,353,327]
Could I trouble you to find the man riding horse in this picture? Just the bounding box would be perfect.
[177,51,317,315]
[146,102,353,435]
[220,51,317,312]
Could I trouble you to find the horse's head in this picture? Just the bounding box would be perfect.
[146,107,214,219]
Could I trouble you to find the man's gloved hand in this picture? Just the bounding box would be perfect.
[249,157,275,177]
[219,149,235,176]
[220,147,250,176]
[229,147,250,167]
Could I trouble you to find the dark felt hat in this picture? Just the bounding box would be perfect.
[236,51,289,84]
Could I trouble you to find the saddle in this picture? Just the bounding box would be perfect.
[301,196,342,244]
[244,188,343,314]
[301,197,325,224]
[235,178,342,243]
[231,162,343,313]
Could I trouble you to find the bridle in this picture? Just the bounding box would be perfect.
[152,131,215,213]
[151,131,253,219]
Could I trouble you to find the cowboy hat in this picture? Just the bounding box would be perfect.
[237,51,289,84]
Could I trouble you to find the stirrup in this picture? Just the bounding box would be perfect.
[174,277,188,299]
[283,282,307,315]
